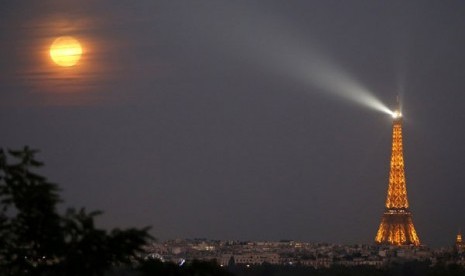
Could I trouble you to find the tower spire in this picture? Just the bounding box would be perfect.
[392,96,402,121]
[375,100,420,246]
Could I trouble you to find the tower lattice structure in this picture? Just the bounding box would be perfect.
[375,112,420,246]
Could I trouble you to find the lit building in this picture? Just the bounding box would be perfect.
[375,108,421,246]
[456,231,465,253]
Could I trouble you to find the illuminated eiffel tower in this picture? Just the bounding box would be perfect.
[375,105,420,246]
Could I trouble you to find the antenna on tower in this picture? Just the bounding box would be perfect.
[391,95,402,119]
[396,94,401,112]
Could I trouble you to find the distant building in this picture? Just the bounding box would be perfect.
[456,231,465,254]
[224,253,280,266]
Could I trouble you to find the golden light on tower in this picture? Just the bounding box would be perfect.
[375,104,421,246]
[49,36,82,67]
[456,231,465,253]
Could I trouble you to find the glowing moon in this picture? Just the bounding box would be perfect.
[49,36,82,67]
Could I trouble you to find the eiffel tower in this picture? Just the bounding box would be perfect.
[375,105,420,246]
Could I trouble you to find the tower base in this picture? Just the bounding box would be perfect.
[375,209,420,246]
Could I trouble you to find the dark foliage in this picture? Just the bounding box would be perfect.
[137,259,233,276]
[228,262,465,276]
[0,147,152,276]
[229,263,386,276]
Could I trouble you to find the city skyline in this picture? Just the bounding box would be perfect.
[1,1,465,247]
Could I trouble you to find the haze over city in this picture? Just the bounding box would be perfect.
[1,1,465,248]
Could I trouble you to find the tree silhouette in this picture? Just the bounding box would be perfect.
[138,259,233,276]
[0,147,152,276]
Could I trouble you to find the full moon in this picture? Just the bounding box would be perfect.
[49,36,82,67]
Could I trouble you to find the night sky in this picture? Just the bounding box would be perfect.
[1,1,465,247]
